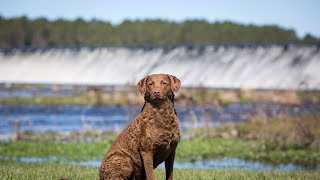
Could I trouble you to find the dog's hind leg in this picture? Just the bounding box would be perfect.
[99,155,134,180]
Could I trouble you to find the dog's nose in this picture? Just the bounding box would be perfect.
[154,88,161,93]
[153,88,161,96]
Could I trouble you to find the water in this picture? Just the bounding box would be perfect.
[0,86,83,97]
[0,155,316,171]
[0,103,319,135]
[1,44,320,89]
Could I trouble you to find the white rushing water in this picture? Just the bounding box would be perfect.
[0,44,319,89]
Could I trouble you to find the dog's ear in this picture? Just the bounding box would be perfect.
[168,75,181,93]
[137,76,148,95]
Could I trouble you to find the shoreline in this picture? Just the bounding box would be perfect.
[1,85,320,105]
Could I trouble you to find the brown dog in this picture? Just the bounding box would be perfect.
[99,74,181,180]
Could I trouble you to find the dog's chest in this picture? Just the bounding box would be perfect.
[150,121,180,166]
[154,125,180,146]
[144,113,180,152]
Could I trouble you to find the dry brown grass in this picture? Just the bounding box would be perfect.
[236,113,320,150]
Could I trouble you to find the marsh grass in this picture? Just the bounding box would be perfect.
[0,160,319,180]
[1,87,319,105]
[1,135,319,166]
[236,113,320,150]
[180,113,320,165]
[0,92,135,105]
[177,137,320,166]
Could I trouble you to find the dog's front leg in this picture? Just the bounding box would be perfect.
[141,151,155,180]
[165,148,176,180]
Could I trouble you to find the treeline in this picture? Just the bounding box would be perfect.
[0,16,319,48]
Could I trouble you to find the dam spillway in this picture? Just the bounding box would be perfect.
[0,44,319,89]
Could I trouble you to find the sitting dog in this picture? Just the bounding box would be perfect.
[99,74,181,180]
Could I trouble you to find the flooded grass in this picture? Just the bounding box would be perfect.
[0,155,311,171]
[0,160,319,180]
[177,137,320,166]
[1,136,319,167]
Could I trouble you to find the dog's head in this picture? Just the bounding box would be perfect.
[137,74,181,102]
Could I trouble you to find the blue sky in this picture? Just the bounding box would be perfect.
[1,0,319,38]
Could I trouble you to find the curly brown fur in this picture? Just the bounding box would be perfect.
[99,74,181,180]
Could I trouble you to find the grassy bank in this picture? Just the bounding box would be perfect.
[1,135,319,166]
[0,160,319,180]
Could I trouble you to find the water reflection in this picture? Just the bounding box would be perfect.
[1,155,317,171]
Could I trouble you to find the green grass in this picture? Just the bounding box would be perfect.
[0,138,114,161]
[1,136,319,166]
[0,160,319,180]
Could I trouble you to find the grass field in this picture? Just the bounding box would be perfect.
[0,160,319,180]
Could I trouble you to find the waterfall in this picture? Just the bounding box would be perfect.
[0,44,319,89]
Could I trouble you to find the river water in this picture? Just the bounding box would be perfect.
[0,103,319,135]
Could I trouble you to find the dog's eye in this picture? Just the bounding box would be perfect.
[162,80,169,85]
[148,82,153,86]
